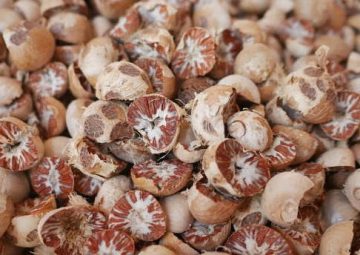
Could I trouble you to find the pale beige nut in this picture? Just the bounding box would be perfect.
[343,169,360,212]
[95,61,153,101]
[347,52,360,74]
[0,194,14,239]
[294,0,332,28]
[91,15,112,37]
[0,8,23,32]
[138,245,176,255]
[93,0,135,19]
[232,19,267,46]
[68,62,94,99]
[40,0,88,18]
[0,167,30,203]
[319,221,353,255]
[316,147,355,169]
[66,98,93,138]
[54,44,82,66]
[44,136,70,158]
[0,77,22,106]
[314,35,351,62]
[160,232,199,255]
[14,0,41,22]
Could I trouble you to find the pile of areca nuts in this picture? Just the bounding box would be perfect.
[0,0,360,254]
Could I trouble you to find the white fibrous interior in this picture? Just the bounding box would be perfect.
[124,192,164,236]
[285,217,318,245]
[39,105,54,129]
[131,39,161,59]
[36,159,62,196]
[191,221,215,236]
[97,240,120,254]
[180,36,206,77]
[264,135,295,161]
[230,232,271,255]
[134,103,176,148]
[233,154,265,188]
[39,69,64,95]
[285,20,313,40]
[114,16,128,33]
[145,161,177,182]
[139,5,167,25]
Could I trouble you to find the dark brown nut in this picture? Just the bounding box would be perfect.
[177,77,215,106]
[66,136,127,180]
[125,27,175,64]
[234,43,277,84]
[0,8,23,33]
[82,100,133,143]
[107,138,153,164]
[27,62,68,98]
[35,96,66,138]
[66,98,93,138]
[40,0,88,18]
[227,111,273,152]
[54,44,82,66]
[47,12,93,44]
[203,139,270,198]
[3,21,55,71]
[93,0,135,19]
[193,0,231,35]
[96,61,153,101]
[0,93,33,121]
[135,57,176,99]
[273,125,318,165]
[68,62,94,99]
[14,0,41,22]
[78,37,121,87]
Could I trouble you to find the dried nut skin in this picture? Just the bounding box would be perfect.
[227,111,273,152]
[96,61,153,101]
[3,21,55,71]
[344,169,360,211]
[191,85,237,144]
[319,221,353,255]
[0,167,30,203]
[0,77,22,106]
[273,125,318,165]
[0,117,44,171]
[203,139,270,198]
[234,43,276,83]
[108,138,153,164]
[44,136,70,158]
[261,171,314,227]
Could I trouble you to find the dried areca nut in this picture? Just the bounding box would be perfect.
[0,63,10,77]
[261,172,314,227]
[232,196,267,230]
[66,98,93,138]
[135,57,176,99]
[203,139,270,197]
[0,194,14,238]
[160,193,193,233]
[66,137,126,180]
[171,27,216,79]
[38,205,106,254]
[249,104,266,117]
[82,100,132,143]
[110,7,141,41]
[320,91,360,141]
[108,190,166,241]
[93,0,134,19]
[258,8,286,34]
[44,136,70,158]
[226,224,294,254]
[91,16,111,37]
[0,167,30,203]
[314,35,351,63]
[3,21,55,71]
[139,245,176,255]
[30,156,74,199]
[193,0,231,35]
[76,70,98,95]
[6,196,56,248]
[0,93,33,121]
[273,125,318,165]
[131,158,192,196]
[73,169,102,197]
[352,144,360,165]
[27,62,68,98]
[13,0,41,22]
[217,75,260,104]
[108,138,152,164]
[47,12,93,44]
[274,206,321,255]
[182,221,231,251]
[176,77,215,106]
[78,37,120,88]
[279,65,336,124]
[94,175,131,215]
[295,163,325,205]
[257,64,285,103]
[54,45,82,66]
[191,85,237,144]
[227,111,273,152]
[262,133,296,171]
[127,94,182,153]
[40,0,88,18]
[125,27,175,64]
[232,19,267,46]
[160,232,199,255]
[85,229,135,255]
[0,8,23,33]
[96,61,152,101]
[347,52,360,74]
[326,60,348,91]
[189,175,240,224]
[0,77,22,106]
[344,169,360,211]
[0,117,44,171]
[312,126,335,155]
[35,96,66,138]
[234,43,276,84]
[322,190,358,229]
[316,147,355,169]
[137,0,177,31]
[265,97,309,130]
[294,0,331,27]
[173,118,205,164]
[319,221,353,255]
